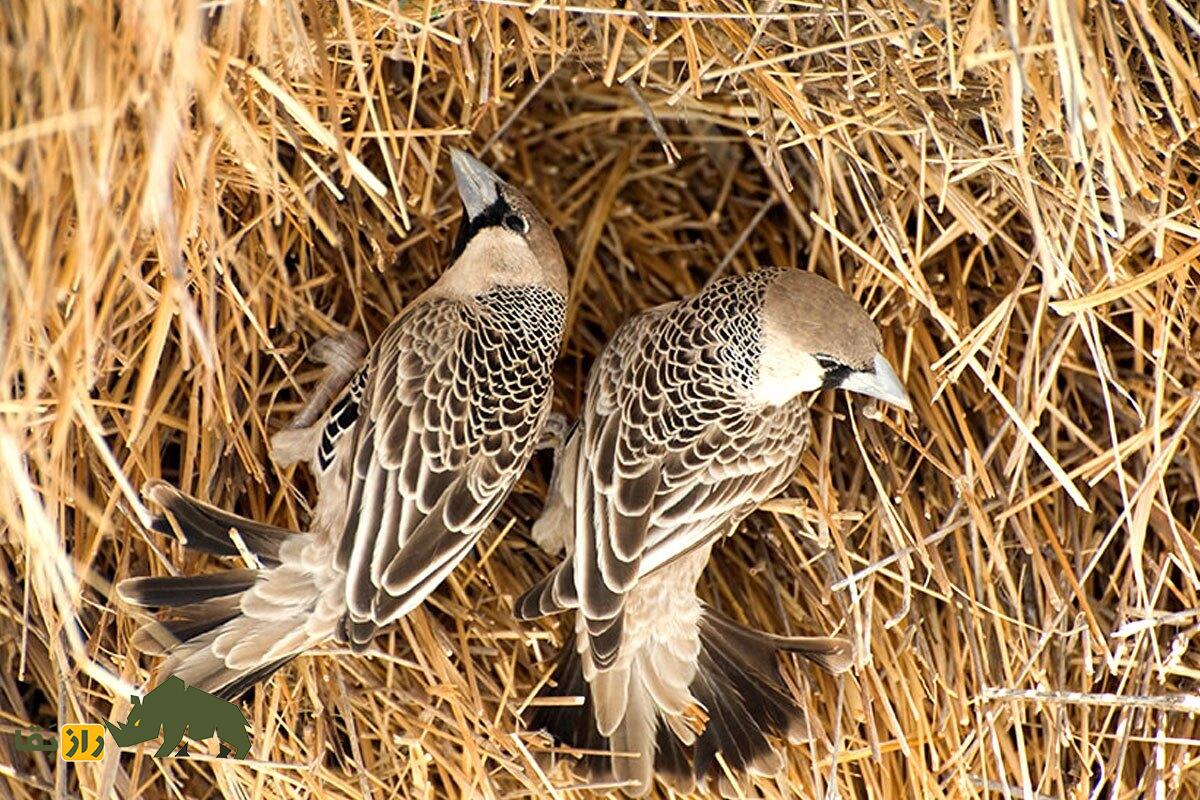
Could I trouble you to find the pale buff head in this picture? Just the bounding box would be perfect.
[433,149,568,298]
[754,269,912,411]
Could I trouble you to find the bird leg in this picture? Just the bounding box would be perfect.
[289,331,366,430]
[529,414,577,555]
[534,411,569,452]
[271,331,366,466]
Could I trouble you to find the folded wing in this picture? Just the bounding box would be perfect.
[336,296,556,647]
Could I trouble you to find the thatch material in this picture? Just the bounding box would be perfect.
[3,0,1199,797]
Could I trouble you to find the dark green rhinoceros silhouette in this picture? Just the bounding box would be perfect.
[103,675,251,758]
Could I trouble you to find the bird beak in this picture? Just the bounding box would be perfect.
[450,148,501,223]
[840,353,913,412]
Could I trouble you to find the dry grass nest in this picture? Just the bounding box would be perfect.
[3,1,1200,798]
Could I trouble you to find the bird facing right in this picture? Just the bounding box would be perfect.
[515,267,913,796]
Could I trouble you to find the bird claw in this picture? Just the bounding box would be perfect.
[681,701,709,735]
[535,411,569,452]
[310,331,366,368]
[283,331,367,432]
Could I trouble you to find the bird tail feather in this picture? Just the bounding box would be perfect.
[526,609,851,796]
[144,480,293,566]
[118,484,325,700]
[689,609,851,793]
[526,629,652,789]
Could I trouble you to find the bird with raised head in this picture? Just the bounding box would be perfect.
[118,150,569,700]
[516,267,912,797]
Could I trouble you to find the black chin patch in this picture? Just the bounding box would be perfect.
[821,363,853,390]
[451,194,511,260]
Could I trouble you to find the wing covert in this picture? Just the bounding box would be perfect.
[334,290,562,646]
[565,303,811,669]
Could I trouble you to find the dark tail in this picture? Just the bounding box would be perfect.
[526,631,614,781]
[525,609,851,796]
[117,483,319,700]
[143,480,292,566]
[689,610,851,793]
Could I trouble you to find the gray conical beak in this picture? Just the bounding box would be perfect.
[840,353,913,412]
[450,148,502,222]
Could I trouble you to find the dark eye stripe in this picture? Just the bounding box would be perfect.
[452,195,530,259]
[814,354,854,390]
[821,364,852,389]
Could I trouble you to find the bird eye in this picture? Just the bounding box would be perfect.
[503,213,528,234]
[814,355,841,370]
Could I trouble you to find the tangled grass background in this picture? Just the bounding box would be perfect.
[2,0,1200,797]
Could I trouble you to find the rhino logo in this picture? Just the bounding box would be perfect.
[104,676,251,759]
